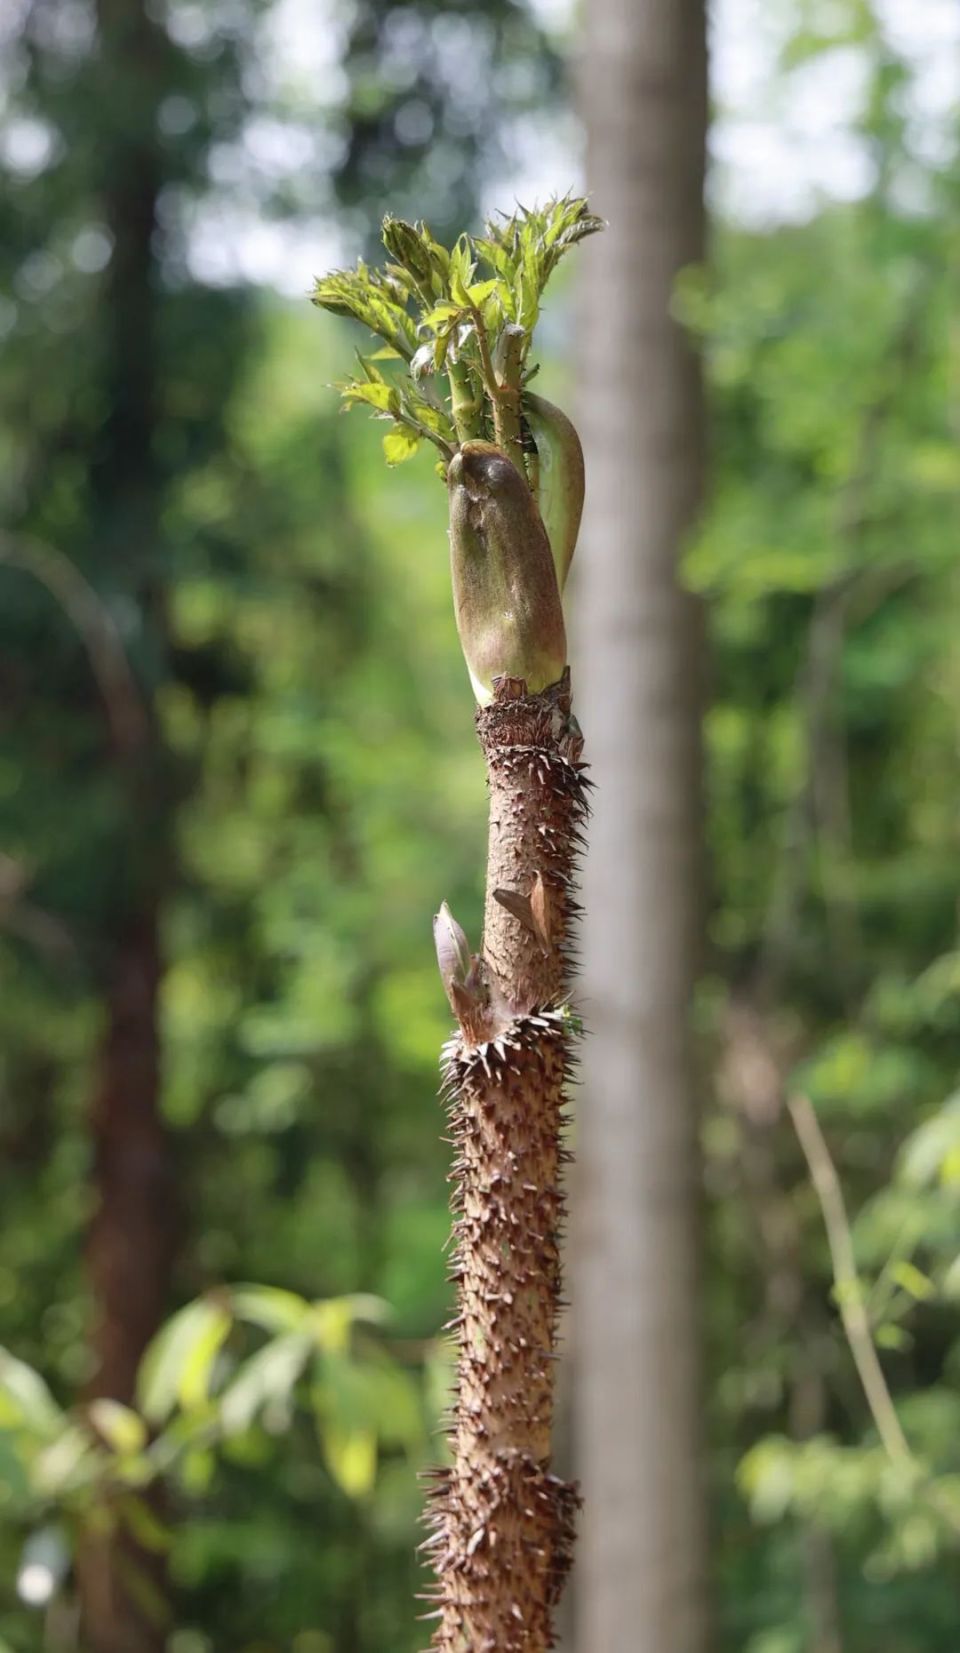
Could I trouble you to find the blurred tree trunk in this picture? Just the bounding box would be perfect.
[82,910,174,1652]
[78,1,177,1647]
[573,2,709,1650]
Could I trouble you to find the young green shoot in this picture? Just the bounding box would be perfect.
[312,196,603,478]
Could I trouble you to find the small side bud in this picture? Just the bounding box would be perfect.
[433,902,473,1011]
[434,906,513,1043]
[447,443,566,706]
[523,392,585,593]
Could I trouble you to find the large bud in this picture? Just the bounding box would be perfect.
[447,442,566,706]
[524,392,585,592]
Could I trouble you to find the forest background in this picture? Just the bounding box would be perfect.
[2,1,960,1651]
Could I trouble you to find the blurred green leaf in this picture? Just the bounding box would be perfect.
[138,1300,231,1425]
[322,1426,377,1499]
[899,1096,960,1188]
[890,1261,935,1302]
[0,1351,62,1437]
[119,1495,173,1556]
[218,1334,313,1436]
[88,1400,147,1457]
[229,1286,310,1335]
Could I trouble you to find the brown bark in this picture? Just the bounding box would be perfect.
[87,914,174,1405]
[79,913,175,1653]
[426,671,587,1652]
[77,1,175,1645]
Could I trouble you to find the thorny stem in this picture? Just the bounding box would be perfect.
[448,357,486,444]
[469,307,500,403]
[491,322,525,462]
[468,305,522,458]
[425,671,587,1652]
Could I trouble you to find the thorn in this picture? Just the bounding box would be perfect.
[492,884,551,955]
[529,871,553,949]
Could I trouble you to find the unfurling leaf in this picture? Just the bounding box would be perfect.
[381,216,439,294]
[316,198,603,478]
[312,265,417,359]
[383,428,421,465]
[340,380,397,414]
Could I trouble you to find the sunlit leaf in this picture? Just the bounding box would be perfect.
[138,1299,232,1424]
[875,1323,912,1351]
[420,302,462,331]
[448,235,475,306]
[899,1095,960,1188]
[322,1425,377,1498]
[218,1333,313,1436]
[467,278,499,308]
[178,1447,215,1496]
[88,1399,147,1456]
[737,1437,797,1523]
[229,1285,310,1335]
[340,380,398,414]
[383,428,420,465]
[891,1261,935,1302]
[33,1425,99,1498]
[0,1350,63,1437]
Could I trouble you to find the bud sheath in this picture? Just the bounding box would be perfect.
[447,443,567,706]
[523,392,585,593]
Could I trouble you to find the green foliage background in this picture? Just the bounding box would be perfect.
[1,2,959,1650]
